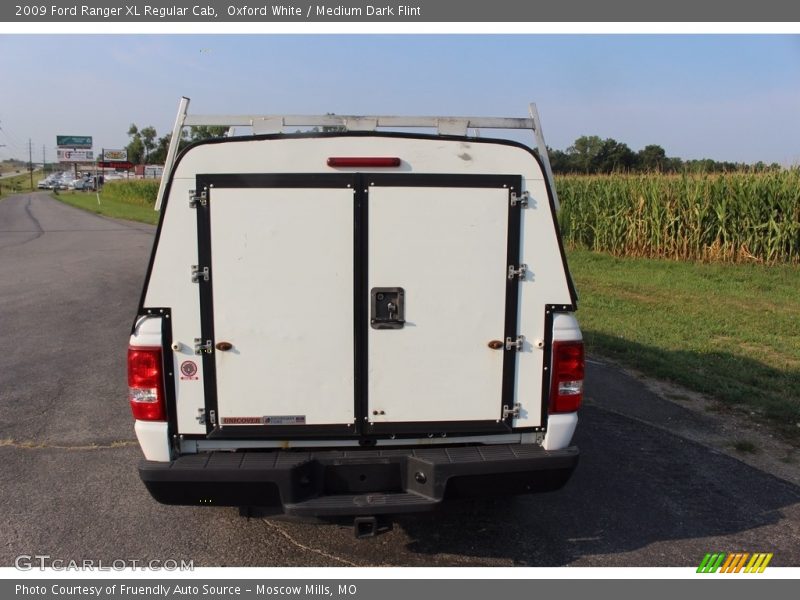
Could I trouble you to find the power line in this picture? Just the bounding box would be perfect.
[0,125,25,157]
[0,119,27,148]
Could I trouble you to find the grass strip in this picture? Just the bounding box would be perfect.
[568,248,800,439]
[52,186,159,225]
[0,171,42,200]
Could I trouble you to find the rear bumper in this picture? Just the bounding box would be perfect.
[139,444,579,517]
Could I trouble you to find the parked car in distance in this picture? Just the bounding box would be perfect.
[71,178,96,191]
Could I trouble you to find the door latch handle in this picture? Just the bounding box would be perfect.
[371,288,405,329]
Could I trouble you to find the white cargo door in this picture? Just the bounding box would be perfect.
[366,177,520,433]
[201,182,355,432]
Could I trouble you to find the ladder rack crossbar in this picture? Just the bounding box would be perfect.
[183,114,537,130]
[154,97,559,212]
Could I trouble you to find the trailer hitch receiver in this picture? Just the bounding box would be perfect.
[353,516,393,538]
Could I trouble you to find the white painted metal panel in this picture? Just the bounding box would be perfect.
[134,421,171,462]
[512,177,575,428]
[209,188,354,426]
[147,136,575,440]
[368,186,508,423]
[143,178,207,435]
[172,137,546,182]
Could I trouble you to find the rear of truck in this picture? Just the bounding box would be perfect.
[129,129,582,520]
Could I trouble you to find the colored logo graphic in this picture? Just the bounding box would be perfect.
[179,360,198,380]
[697,552,773,573]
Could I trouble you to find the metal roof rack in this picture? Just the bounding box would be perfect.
[156,97,559,211]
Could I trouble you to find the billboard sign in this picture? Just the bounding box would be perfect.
[97,161,133,170]
[56,135,92,148]
[102,149,128,161]
[57,149,94,162]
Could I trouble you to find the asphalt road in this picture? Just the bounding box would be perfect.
[1,192,798,567]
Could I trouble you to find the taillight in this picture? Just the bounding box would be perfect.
[128,346,166,421]
[549,340,584,413]
[327,157,401,168]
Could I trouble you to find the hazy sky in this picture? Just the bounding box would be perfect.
[1,35,798,165]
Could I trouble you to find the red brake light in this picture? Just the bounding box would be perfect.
[128,346,166,421]
[327,157,401,168]
[549,340,584,414]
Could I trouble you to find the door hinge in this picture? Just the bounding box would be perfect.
[510,191,529,208]
[507,264,528,280]
[189,189,207,208]
[194,338,213,354]
[503,403,521,419]
[196,408,206,424]
[505,335,525,351]
[209,410,216,426]
[191,265,209,283]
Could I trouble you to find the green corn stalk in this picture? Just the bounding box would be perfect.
[556,169,800,264]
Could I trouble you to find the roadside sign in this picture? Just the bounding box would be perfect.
[102,149,128,161]
[57,149,94,162]
[57,135,92,148]
[98,161,133,169]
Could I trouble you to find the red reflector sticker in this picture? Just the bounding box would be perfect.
[179,360,199,380]
[327,156,401,168]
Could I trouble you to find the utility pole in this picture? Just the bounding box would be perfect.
[28,138,33,190]
[42,145,46,175]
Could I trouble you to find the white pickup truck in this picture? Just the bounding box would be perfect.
[129,99,583,536]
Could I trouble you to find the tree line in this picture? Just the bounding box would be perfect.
[124,116,351,165]
[547,135,782,174]
[124,125,783,173]
[125,124,229,165]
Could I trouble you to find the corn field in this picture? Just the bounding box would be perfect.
[556,170,800,263]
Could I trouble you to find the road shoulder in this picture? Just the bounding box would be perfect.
[586,356,800,486]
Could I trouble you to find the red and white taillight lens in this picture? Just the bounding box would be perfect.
[549,340,585,414]
[127,346,166,421]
